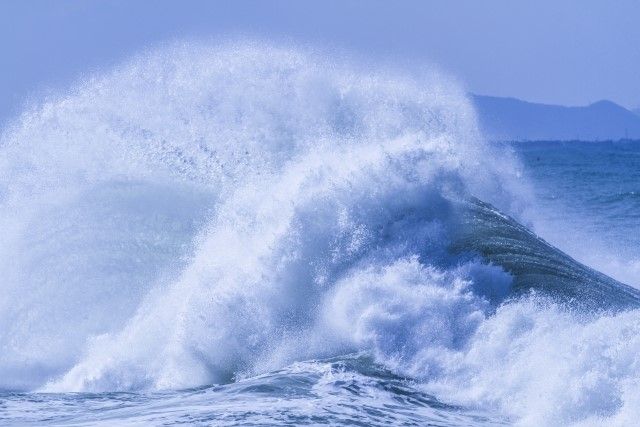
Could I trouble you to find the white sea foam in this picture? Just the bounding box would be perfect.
[1,41,638,426]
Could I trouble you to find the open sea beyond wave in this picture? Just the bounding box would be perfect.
[2,42,640,426]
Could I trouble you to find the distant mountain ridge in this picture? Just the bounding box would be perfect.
[472,95,640,141]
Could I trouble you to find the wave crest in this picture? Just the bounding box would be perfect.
[5,41,638,426]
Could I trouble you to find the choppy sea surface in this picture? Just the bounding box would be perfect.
[513,140,640,287]
[1,42,640,426]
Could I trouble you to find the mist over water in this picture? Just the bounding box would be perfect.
[1,42,640,426]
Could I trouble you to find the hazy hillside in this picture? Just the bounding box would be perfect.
[473,95,640,141]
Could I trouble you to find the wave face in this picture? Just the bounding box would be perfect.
[2,42,640,425]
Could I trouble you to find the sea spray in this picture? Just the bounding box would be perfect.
[3,41,639,426]
[0,41,514,391]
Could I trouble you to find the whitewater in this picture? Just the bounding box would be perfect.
[2,41,640,426]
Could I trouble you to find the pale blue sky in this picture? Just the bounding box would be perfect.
[1,0,639,123]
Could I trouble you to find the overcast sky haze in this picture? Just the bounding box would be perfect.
[1,0,639,123]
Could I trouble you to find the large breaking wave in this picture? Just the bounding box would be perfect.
[2,41,640,426]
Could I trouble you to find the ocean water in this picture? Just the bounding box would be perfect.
[513,141,640,287]
[1,42,640,426]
